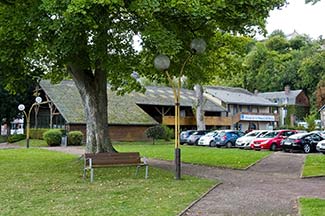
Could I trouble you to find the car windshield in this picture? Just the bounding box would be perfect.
[245,131,260,137]
[289,133,307,139]
[263,131,279,138]
[205,131,218,137]
[257,131,268,138]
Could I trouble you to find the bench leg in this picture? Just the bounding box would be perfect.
[83,168,86,180]
[145,165,148,179]
[135,165,140,176]
[90,168,94,183]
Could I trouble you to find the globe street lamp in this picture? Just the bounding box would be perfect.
[154,38,206,180]
[18,96,47,148]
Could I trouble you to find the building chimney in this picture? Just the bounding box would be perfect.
[284,85,290,95]
[254,89,259,95]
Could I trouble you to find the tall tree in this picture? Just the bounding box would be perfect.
[315,79,325,109]
[0,0,286,153]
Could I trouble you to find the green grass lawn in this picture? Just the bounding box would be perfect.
[15,139,50,147]
[0,148,215,216]
[12,139,270,169]
[299,198,325,216]
[115,141,271,169]
[302,154,325,177]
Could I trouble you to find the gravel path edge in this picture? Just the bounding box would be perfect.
[178,182,222,216]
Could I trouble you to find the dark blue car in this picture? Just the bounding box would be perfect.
[212,130,244,148]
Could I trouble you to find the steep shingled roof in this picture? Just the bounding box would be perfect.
[40,80,226,125]
[258,90,303,105]
[206,86,277,106]
[135,86,226,112]
[40,80,158,125]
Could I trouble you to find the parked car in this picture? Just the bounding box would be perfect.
[180,130,196,145]
[213,130,244,148]
[282,132,324,153]
[251,130,296,151]
[310,130,325,139]
[187,130,210,145]
[235,130,269,149]
[197,130,220,147]
[316,140,325,154]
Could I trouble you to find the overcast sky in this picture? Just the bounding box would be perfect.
[265,0,325,38]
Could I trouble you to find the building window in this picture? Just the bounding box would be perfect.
[233,105,238,115]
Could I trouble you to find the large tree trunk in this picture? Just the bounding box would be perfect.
[68,62,115,153]
[194,84,206,130]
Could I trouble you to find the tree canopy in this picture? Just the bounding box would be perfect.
[0,0,286,152]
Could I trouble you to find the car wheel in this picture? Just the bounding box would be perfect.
[303,144,311,154]
[209,140,215,147]
[194,140,199,146]
[283,149,289,153]
[322,152,325,155]
[226,142,232,148]
[270,143,277,151]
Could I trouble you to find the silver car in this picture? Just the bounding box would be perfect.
[316,140,325,154]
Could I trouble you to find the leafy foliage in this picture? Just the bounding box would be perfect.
[68,131,83,146]
[0,0,286,151]
[7,134,25,143]
[304,113,317,131]
[315,79,325,109]
[29,128,49,140]
[43,129,62,146]
[145,125,166,144]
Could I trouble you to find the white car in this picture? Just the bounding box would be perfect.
[197,130,219,147]
[316,140,325,154]
[235,130,269,149]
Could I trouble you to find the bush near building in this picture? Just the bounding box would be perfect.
[68,131,83,146]
[7,134,26,143]
[43,129,62,146]
[145,125,173,144]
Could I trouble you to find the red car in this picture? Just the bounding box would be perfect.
[250,130,297,151]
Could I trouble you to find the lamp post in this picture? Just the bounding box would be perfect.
[18,96,46,148]
[154,38,206,180]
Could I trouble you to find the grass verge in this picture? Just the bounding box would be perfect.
[0,148,215,216]
[302,154,325,177]
[12,139,271,169]
[299,198,325,216]
[15,139,51,147]
[115,142,271,169]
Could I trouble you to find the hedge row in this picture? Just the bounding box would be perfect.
[43,129,83,146]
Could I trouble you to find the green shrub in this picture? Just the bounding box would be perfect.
[29,129,49,140]
[43,129,62,146]
[7,134,26,143]
[161,125,174,141]
[145,125,165,144]
[68,131,83,146]
[145,125,174,144]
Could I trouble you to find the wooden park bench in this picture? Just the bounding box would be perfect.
[83,152,148,182]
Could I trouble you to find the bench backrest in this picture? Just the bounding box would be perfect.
[84,152,141,166]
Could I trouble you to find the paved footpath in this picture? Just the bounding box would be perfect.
[5,145,325,216]
[148,153,325,216]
